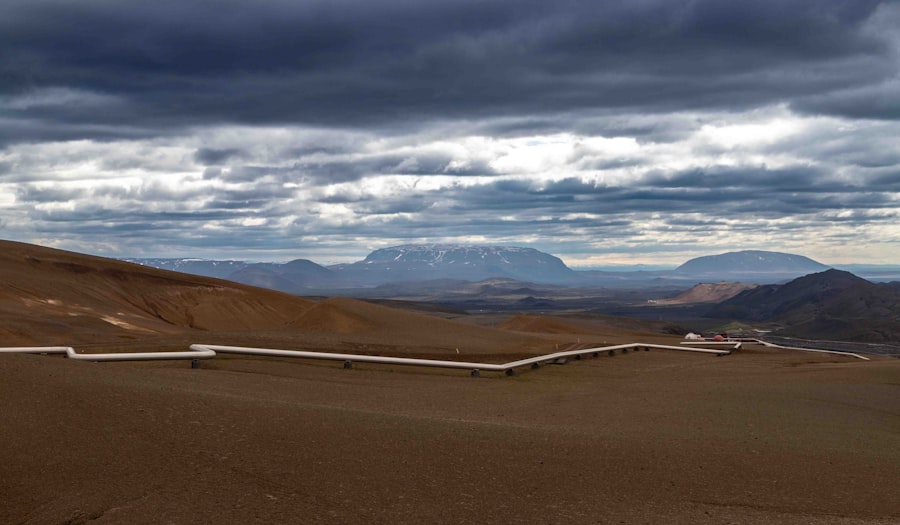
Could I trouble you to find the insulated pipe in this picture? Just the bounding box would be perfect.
[752,339,869,361]
[0,346,72,355]
[0,346,216,361]
[2,342,731,373]
[191,344,512,371]
[679,341,743,347]
[190,342,732,374]
[680,339,869,360]
[498,342,732,370]
[67,347,216,362]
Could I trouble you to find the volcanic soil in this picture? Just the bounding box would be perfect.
[1,241,899,524]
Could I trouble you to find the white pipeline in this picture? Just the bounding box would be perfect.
[1,342,732,375]
[0,346,216,361]
[679,339,869,360]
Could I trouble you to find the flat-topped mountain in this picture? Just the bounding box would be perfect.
[331,244,580,285]
[675,250,829,281]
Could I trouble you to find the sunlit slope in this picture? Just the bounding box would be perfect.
[0,240,314,344]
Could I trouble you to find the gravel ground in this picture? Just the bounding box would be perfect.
[2,347,898,524]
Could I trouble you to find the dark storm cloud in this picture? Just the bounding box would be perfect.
[873,171,900,187]
[215,165,289,183]
[14,185,85,203]
[194,148,244,166]
[465,112,703,144]
[2,0,896,145]
[795,80,900,120]
[2,0,897,263]
[341,165,900,225]
[289,206,637,245]
[13,174,294,226]
[293,163,900,255]
[643,167,841,192]
[315,191,434,215]
[0,117,154,149]
[294,152,496,184]
[197,159,399,185]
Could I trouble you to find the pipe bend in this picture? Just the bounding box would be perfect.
[4,341,736,371]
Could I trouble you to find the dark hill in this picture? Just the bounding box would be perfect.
[229,259,350,292]
[713,269,869,322]
[125,248,842,292]
[711,269,900,342]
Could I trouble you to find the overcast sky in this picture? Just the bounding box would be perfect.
[2,0,898,266]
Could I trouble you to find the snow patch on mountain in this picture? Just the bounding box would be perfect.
[344,244,579,284]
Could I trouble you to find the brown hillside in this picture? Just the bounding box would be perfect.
[291,298,378,333]
[656,281,757,305]
[497,313,679,344]
[290,297,549,355]
[0,240,314,344]
[499,314,586,334]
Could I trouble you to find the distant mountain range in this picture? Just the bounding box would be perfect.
[122,258,248,279]
[125,246,897,294]
[123,257,350,292]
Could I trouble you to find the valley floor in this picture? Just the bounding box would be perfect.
[2,347,899,524]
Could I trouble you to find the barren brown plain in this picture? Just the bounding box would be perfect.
[2,241,899,524]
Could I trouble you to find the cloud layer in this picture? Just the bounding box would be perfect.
[1,0,898,265]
